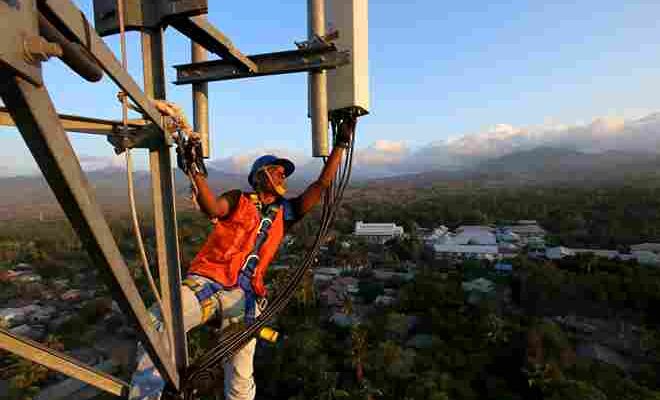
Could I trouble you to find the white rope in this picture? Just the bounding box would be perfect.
[116,0,164,313]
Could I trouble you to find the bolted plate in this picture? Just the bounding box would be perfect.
[0,0,43,86]
[93,0,207,36]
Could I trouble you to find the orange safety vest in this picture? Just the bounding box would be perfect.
[187,193,285,297]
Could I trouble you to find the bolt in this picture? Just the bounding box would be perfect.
[24,35,62,64]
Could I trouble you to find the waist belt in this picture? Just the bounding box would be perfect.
[183,274,224,324]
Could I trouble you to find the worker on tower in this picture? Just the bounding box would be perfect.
[130,106,356,400]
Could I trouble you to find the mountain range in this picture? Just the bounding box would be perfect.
[2,147,660,221]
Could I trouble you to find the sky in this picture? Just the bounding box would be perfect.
[3,0,660,176]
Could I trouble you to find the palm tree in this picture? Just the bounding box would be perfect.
[351,326,368,384]
[342,294,353,316]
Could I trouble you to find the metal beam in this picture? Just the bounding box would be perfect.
[39,0,169,143]
[0,107,146,135]
[174,47,350,85]
[142,28,189,373]
[0,0,42,86]
[92,0,208,37]
[171,16,257,73]
[0,75,180,390]
[308,0,329,157]
[191,34,210,158]
[0,328,128,397]
[38,13,103,83]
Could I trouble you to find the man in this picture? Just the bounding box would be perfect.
[130,114,356,400]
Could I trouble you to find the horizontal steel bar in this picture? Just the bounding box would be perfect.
[174,47,350,84]
[171,16,257,73]
[0,106,146,135]
[0,328,128,397]
[0,75,179,390]
[39,0,170,144]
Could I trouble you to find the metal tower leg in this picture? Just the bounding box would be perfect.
[141,28,189,372]
[0,74,180,391]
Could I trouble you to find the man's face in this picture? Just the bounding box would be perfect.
[261,165,287,196]
[265,165,286,185]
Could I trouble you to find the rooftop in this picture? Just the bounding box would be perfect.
[433,244,499,254]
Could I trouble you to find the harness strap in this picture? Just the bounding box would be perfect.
[238,195,281,324]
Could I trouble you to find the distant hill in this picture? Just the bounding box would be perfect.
[354,147,660,191]
[0,165,319,221]
[3,147,660,220]
[471,147,660,186]
[0,167,248,221]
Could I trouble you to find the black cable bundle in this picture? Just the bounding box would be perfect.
[183,111,357,399]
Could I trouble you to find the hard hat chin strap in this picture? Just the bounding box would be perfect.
[255,168,287,197]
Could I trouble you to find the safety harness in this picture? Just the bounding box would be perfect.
[237,194,281,324]
[184,194,281,325]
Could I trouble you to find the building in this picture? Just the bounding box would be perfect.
[462,277,495,293]
[353,221,404,244]
[631,243,660,254]
[313,267,341,285]
[454,226,497,245]
[424,226,449,243]
[462,278,496,305]
[28,306,56,324]
[61,289,82,302]
[527,236,546,250]
[633,250,659,266]
[500,222,546,245]
[10,324,42,340]
[0,308,26,327]
[0,304,43,327]
[16,272,42,283]
[545,246,575,260]
[428,225,496,246]
[374,295,395,306]
[498,243,519,258]
[433,244,499,262]
[496,229,521,243]
[494,262,513,273]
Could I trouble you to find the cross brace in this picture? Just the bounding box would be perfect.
[0,328,129,397]
[170,16,257,73]
[174,47,350,84]
[0,106,147,135]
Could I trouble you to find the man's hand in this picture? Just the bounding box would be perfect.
[177,137,207,177]
[153,100,194,137]
[334,116,357,148]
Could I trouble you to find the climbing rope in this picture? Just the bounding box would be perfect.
[115,0,164,317]
[183,110,358,398]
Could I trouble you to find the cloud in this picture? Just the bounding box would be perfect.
[208,148,313,175]
[78,154,126,171]
[355,140,409,166]
[394,112,660,173]
[197,111,660,179]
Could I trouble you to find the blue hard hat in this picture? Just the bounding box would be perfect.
[248,154,295,188]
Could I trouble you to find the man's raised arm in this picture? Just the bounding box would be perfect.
[294,118,356,217]
[191,174,232,220]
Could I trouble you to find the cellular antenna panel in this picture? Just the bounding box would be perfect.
[326,0,370,115]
